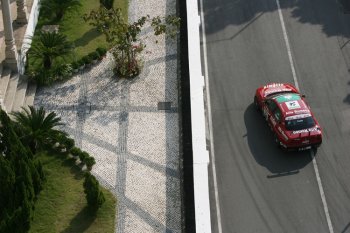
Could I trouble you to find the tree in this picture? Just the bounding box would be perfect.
[84,8,180,78]
[28,32,74,70]
[0,109,45,233]
[83,172,105,210]
[11,106,65,154]
[40,0,81,22]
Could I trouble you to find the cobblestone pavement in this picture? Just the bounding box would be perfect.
[33,0,181,232]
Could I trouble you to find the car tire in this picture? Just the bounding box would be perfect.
[254,96,260,111]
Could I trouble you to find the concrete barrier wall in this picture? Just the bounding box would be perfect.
[186,1,212,232]
[18,0,40,74]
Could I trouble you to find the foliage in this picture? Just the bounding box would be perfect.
[70,146,82,158]
[40,0,82,22]
[55,133,75,153]
[28,32,74,70]
[77,59,85,67]
[85,157,96,171]
[0,110,45,233]
[82,55,93,65]
[11,106,64,154]
[84,7,180,78]
[71,61,79,70]
[79,151,89,163]
[96,47,107,57]
[83,172,105,210]
[100,0,114,10]
[89,51,100,61]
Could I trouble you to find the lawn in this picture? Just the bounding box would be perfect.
[29,152,116,233]
[59,0,128,59]
[33,0,128,64]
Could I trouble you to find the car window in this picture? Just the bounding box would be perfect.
[285,116,315,131]
[266,100,278,112]
[274,108,282,121]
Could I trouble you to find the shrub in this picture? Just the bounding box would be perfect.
[53,63,73,80]
[83,172,105,210]
[78,151,89,163]
[70,146,82,157]
[77,59,85,67]
[89,51,99,61]
[71,61,79,70]
[96,47,107,57]
[85,156,96,170]
[82,55,92,65]
[27,68,53,86]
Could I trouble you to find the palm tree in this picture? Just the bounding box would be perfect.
[28,32,74,69]
[40,0,82,21]
[11,106,65,153]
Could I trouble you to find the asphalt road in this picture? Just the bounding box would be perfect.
[201,0,350,232]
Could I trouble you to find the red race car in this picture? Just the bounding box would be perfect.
[254,83,322,150]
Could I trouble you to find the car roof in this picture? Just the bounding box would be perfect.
[272,93,311,119]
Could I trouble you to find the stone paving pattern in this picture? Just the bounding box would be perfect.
[33,0,181,232]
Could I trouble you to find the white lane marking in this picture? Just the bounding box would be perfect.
[311,150,334,233]
[199,0,223,232]
[276,1,334,232]
[275,0,299,89]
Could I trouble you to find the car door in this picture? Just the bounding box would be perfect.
[263,99,280,130]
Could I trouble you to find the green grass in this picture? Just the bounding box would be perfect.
[33,0,128,63]
[59,0,128,59]
[30,152,116,233]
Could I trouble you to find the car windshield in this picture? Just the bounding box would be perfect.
[285,116,315,131]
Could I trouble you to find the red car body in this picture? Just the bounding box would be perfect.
[254,83,322,150]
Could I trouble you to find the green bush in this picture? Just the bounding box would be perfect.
[85,156,96,170]
[96,47,107,57]
[83,172,105,210]
[71,61,79,70]
[89,51,99,61]
[70,146,82,157]
[79,151,89,162]
[53,63,72,79]
[82,55,92,65]
[27,68,53,86]
[77,59,85,67]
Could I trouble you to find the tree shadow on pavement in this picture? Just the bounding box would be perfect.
[203,0,350,39]
[244,104,313,175]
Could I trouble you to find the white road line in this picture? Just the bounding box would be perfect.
[311,150,334,233]
[275,1,334,232]
[199,0,223,232]
[275,0,299,89]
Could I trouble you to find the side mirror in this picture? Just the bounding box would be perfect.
[301,94,306,98]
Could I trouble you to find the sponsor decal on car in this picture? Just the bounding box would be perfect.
[285,100,301,110]
[275,93,300,103]
[285,113,312,120]
[278,127,289,140]
[264,88,292,96]
[264,83,284,88]
[285,109,310,115]
[293,109,310,114]
[292,127,319,134]
[270,116,277,126]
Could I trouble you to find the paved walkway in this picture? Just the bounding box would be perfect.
[33,0,181,232]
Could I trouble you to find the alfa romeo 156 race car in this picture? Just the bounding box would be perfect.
[254,83,322,150]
